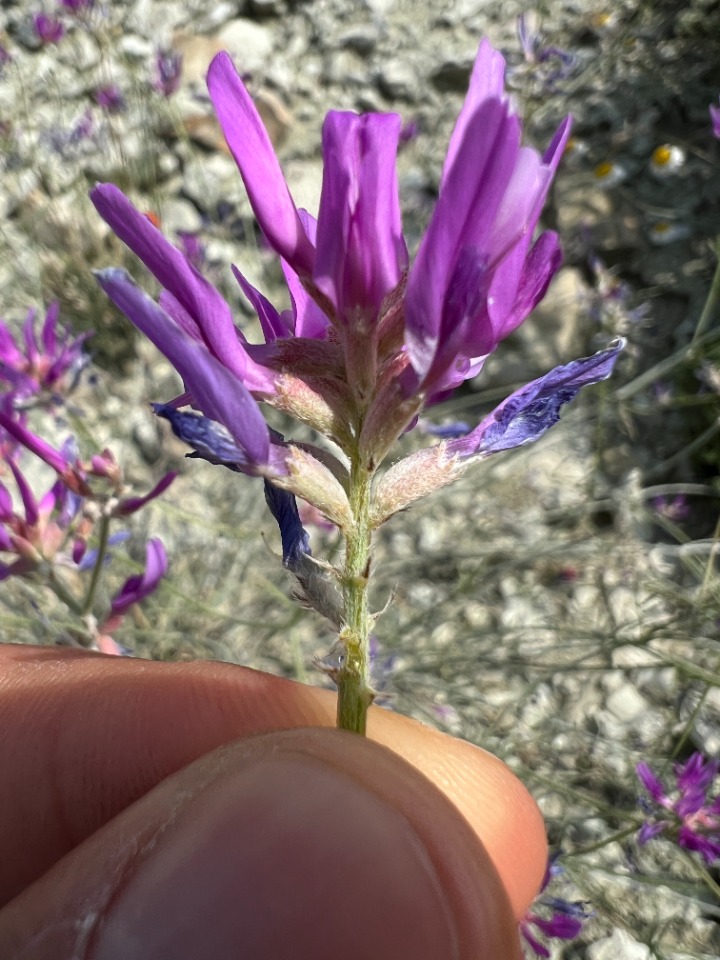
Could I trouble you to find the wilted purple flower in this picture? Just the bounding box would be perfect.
[263,481,344,626]
[516,14,575,83]
[710,99,720,139]
[33,13,65,45]
[94,84,125,113]
[636,753,720,865]
[154,48,182,97]
[0,302,89,404]
[263,481,311,570]
[517,12,539,62]
[651,494,689,523]
[519,857,591,958]
[91,39,620,528]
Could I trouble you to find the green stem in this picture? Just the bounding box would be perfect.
[81,514,111,615]
[47,569,83,616]
[691,237,720,345]
[336,459,374,735]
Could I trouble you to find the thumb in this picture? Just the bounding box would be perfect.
[0,728,523,960]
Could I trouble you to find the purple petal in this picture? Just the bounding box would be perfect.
[22,310,39,366]
[405,99,520,379]
[280,210,329,340]
[442,39,507,186]
[0,411,77,478]
[41,302,60,355]
[95,269,271,469]
[314,111,407,322]
[678,827,720,864]
[638,821,667,845]
[489,231,562,346]
[0,480,13,520]
[530,914,584,940]
[519,924,551,959]
[7,459,39,527]
[0,321,23,367]
[231,265,290,342]
[207,53,315,279]
[152,404,261,474]
[447,341,623,459]
[636,761,667,803]
[116,471,177,516]
[263,480,312,569]
[676,753,719,793]
[110,538,167,616]
[90,184,271,393]
[710,102,720,139]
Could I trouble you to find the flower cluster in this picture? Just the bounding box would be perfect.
[90,39,621,730]
[0,302,89,407]
[0,295,172,652]
[636,753,720,865]
[92,41,620,522]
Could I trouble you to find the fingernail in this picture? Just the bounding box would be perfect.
[93,754,459,960]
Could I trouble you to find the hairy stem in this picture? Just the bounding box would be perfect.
[336,458,375,734]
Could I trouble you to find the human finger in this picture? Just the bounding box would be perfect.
[0,644,546,915]
[0,728,524,960]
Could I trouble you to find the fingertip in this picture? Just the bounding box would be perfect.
[0,730,522,960]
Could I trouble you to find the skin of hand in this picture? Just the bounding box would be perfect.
[0,644,547,959]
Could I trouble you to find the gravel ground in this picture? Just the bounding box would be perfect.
[1,0,720,956]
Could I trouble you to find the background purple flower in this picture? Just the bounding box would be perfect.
[710,98,720,138]
[636,754,720,865]
[33,13,64,45]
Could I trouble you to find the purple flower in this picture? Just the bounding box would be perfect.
[710,99,720,139]
[91,40,620,528]
[0,455,82,580]
[519,857,590,958]
[33,13,65,45]
[108,538,167,618]
[636,753,720,865]
[0,302,89,403]
[154,48,182,97]
[651,494,689,523]
[94,84,125,113]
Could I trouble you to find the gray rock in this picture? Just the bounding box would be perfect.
[428,58,472,93]
[160,197,203,236]
[182,153,241,215]
[376,62,419,101]
[339,26,379,56]
[247,0,283,17]
[216,19,274,73]
[588,929,651,960]
[606,682,649,722]
[118,34,156,61]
